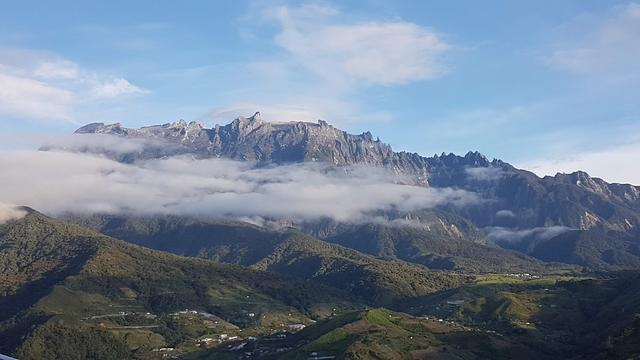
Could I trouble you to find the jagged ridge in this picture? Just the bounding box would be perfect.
[73,113,640,233]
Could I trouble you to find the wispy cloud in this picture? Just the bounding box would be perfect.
[89,77,147,99]
[546,2,640,79]
[466,166,504,182]
[203,103,324,124]
[0,72,73,120]
[519,140,640,186]
[266,3,449,87]
[495,209,515,218]
[224,1,450,126]
[486,226,572,254]
[487,226,571,244]
[0,203,27,224]
[0,48,147,121]
[32,58,80,80]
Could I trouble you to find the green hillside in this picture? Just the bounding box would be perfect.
[70,215,470,306]
[250,233,468,305]
[401,272,640,359]
[74,213,555,274]
[201,308,548,359]
[0,210,355,359]
[200,273,640,359]
[2,211,639,359]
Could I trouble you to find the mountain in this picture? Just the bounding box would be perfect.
[71,115,640,231]
[73,113,433,184]
[5,114,638,358]
[301,210,554,273]
[0,209,354,359]
[67,115,640,269]
[249,233,467,305]
[497,228,640,270]
[428,161,640,231]
[67,215,471,306]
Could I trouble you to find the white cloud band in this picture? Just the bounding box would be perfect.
[0,146,479,222]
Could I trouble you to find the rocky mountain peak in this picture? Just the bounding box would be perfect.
[75,122,124,135]
[463,151,491,167]
[317,119,330,128]
[170,119,188,128]
[428,151,490,168]
[361,131,374,142]
[74,123,122,134]
[249,111,262,122]
[170,118,200,128]
[75,122,105,134]
[69,115,517,190]
[555,171,599,188]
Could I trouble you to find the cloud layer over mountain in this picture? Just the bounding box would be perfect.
[0,144,479,221]
[0,203,27,224]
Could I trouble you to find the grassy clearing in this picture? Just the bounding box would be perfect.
[304,328,350,351]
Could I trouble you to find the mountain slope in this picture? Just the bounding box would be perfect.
[249,233,468,305]
[0,210,353,359]
[302,211,552,272]
[530,229,640,269]
[71,213,551,273]
[68,215,469,306]
[428,157,640,231]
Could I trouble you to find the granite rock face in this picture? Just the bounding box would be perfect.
[73,113,640,231]
[75,112,434,184]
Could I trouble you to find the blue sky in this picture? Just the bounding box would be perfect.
[1,0,639,183]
